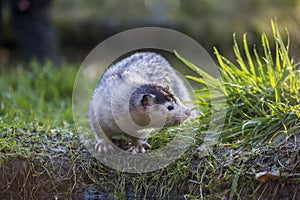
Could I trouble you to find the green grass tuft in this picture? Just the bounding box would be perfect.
[177,20,300,145]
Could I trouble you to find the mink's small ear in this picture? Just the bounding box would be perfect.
[164,85,170,91]
[141,94,156,108]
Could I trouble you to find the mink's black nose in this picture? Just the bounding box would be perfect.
[185,109,191,116]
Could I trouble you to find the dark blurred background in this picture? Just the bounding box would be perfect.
[1,0,300,64]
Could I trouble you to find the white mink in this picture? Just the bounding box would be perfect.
[89,52,194,153]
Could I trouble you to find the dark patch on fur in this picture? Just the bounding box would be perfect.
[130,84,177,109]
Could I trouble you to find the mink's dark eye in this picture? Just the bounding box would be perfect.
[167,105,174,111]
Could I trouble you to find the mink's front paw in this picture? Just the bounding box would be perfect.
[127,140,151,154]
[95,139,115,153]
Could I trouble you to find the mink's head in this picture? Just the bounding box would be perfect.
[129,84,191,127]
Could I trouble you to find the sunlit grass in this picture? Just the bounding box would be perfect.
[178,20,300,145]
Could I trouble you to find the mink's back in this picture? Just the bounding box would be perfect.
[97,52,176,90]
